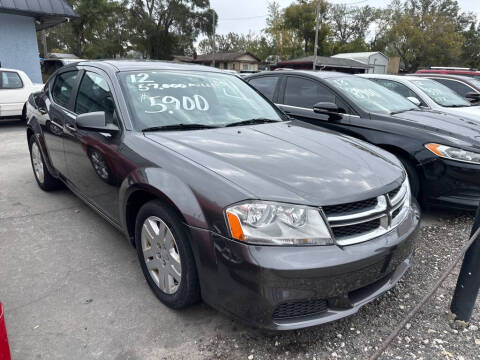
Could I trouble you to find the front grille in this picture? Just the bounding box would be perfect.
[392,207,401,219]
[388,186,401,200]
[323,197,377,216]
[331,218,381,238]
[273,299,328,320]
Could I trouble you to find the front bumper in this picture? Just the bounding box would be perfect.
[188,203,420,330]
[421,158,480,209]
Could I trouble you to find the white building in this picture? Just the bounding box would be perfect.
[332,52,389,74]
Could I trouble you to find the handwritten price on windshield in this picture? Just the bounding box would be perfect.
[144,95,210,113]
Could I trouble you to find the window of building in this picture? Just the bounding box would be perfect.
[232,63,236,70]
[0,71,23,89]
[51,71,79,108]
[242,64,249,71]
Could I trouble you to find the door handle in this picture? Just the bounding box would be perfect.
[65,123,76,132]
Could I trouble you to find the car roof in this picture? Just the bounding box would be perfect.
[360,74,421,81]
[411,73,474,82]
[0,68,24,73]
[249,69,354,79]
[69,60,227,73]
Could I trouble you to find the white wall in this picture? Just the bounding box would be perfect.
[368,54,388,74]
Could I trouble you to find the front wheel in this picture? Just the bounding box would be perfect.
[135,200,200,309]
[398,155,420,200]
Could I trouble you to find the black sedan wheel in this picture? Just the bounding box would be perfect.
[29,136,62,191]
[135,200,200,308]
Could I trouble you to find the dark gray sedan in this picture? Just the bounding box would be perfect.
[25,61,419,330]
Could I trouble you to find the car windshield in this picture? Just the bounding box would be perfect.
[410,79,471,107]
[468,78,480,88]
[118,70,283,130]
[327,76,418,115]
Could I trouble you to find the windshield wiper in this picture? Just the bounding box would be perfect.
[225,118,281,127]
[390,108,417,115]
[142,123,220,132]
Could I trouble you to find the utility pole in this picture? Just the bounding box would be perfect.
[212,11,216,68]
[41,30,48,58]
[313,0,321,71]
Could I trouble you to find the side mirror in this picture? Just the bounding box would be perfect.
[313,102,343,120]
[76,111,119,133]
[407,97,421,106]
[465,92,480,103]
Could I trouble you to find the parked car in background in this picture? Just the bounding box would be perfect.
[246,70,480,210]
[360,74,480,119]
[411,73,480,105]
[0,68,43,120]
[41,57,86,83]
[415,67,480,79]
[26,60,419,330]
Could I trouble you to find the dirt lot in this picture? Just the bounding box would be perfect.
[0,119,479,360]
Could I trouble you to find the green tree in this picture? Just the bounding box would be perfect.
[128,0,214,59]
[461,22,480,68]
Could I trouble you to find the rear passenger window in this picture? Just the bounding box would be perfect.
[0,71,23,89]
[248,76,279,101]
[52,71,78,108]
[75,71,117,124]
[284,77,335,108]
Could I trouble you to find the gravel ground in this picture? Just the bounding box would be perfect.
[188,211,480,360]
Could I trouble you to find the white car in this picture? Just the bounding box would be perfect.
[359,74,480,120]
[0,69,43,120]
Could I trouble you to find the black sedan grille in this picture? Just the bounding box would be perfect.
[273,299,328,320]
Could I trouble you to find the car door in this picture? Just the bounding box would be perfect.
[276,75,358,133]
[43,69,80,176]
[63,69,122,222]
[0,71,27,116]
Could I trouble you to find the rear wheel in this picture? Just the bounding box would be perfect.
[135,200,200,309]
[29,136,62,191]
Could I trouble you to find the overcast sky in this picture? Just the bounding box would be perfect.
[209,0,479,36]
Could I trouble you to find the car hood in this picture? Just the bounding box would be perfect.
[439,106,480,120]
[387,109,480,147]
[144,121,403,205]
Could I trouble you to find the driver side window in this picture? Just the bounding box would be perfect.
[75,71,118,125]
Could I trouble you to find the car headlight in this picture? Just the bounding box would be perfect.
[425,143,480,164]
[225,201,333,245]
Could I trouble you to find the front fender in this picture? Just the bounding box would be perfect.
[26,115,58,177]
[119,167,209,232]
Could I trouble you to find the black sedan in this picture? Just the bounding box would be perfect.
[246,70,480,210]
[26,61,419,330]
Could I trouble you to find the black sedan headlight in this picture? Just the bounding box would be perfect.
[425,143,480,164]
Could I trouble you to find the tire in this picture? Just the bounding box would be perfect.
[28,135,62,191]
[398,155,420,200]
[135,200,200,309]
[21,105,27,121]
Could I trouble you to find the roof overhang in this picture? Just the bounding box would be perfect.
[0,1,78,31]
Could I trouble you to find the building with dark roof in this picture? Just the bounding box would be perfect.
[271,55,372,74]
[0,0,78,83]
[192,52,260,72]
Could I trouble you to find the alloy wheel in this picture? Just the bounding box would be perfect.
[141,216,182,294]
[31,141,45,184]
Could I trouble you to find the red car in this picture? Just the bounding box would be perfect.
[0,303,11,360]
[416,67,480,79]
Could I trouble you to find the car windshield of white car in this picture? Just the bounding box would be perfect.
[118,70,283,130]
[328,76,418,115]
[411,79,471,107]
